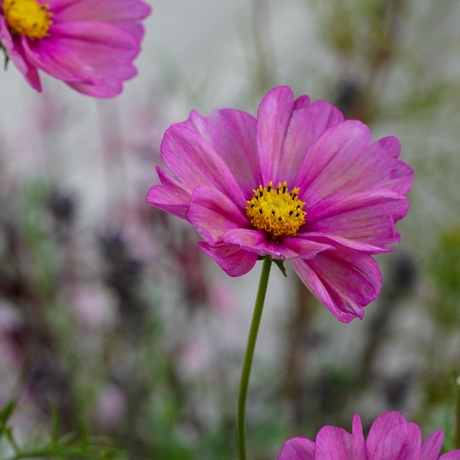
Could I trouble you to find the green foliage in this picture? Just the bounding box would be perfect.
[428,227,460,328]
[0,400,125,460]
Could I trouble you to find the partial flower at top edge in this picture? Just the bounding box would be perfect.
[0,0,151,97]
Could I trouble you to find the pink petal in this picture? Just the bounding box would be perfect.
[222,229,333,260]
[304,232,389,254]
[295,121,414,207]
[146,167,191,219]
[256,87,344,186]
[368,136,413,195]
[187,187,248,244]
[186,109,260,197]
[315,426,356,460]
[291,245,382,322]
[305,190,410,250]
[198,242,258,277]
[22,22,140,97]
[257,86,296,184]
[0,19,42,90]
[161,117,247,209]
[222,228,270,251]
[352,415,367,460]
[51,21,140,74]
[371,423,422,460]
[379,135,401,159]
[278,437,315,460]
[421,431,444,460]
[366,412,408,456]
[50,0,151,39]
[276,99,344,184]
[439,452,460,459]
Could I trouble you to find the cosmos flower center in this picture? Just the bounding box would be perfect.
[246,181,306,237]
[3,0,53,39]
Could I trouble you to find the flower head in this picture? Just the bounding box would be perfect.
[278,411,460,459]
[0,0,151,97]
[147,86,413,322]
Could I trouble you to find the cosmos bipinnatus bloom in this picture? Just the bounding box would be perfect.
[278,411,460,459]
[147,86,413,322]
[0,0,151,97]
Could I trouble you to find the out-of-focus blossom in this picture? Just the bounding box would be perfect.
[70,286,115,330]
[92,383,126,431]
[0,0,151,97]
[278,411,460,459]
[147,86,413,322]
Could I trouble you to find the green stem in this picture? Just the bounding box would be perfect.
[455,373,460,449]
[237,257,272,460]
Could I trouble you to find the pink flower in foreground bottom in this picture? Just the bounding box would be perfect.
[278,411,460,459]
[147,86,414,322]
[0,0,151,97]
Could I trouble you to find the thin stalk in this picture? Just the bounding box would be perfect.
[455,373,460,449]
[236,257,272,460]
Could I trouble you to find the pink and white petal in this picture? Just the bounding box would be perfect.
[315,426,356,460]
[295,121,413,206]
[146,167,192,219]
[421,431,444,460]
[222,229,333,260]
[291,247,382,322]
[198,242,258,277]
[161,119,247,208]
[278,437,315,460]
[371,423,421,460]
[352,415,367,460]
[366,412,407,456]
[186,109,260,196]
[305,190,410,249]
[256,86,296,184]
[277,99,344,184]
[187,187,249,244]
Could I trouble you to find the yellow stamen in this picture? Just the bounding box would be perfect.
[3,0,53,39]
[246,181,306,237]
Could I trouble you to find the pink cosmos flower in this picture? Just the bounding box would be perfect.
[0,0,151,97]
[146,86,413,322]
[278,411,460,459]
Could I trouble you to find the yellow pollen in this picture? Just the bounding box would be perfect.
[246,181,307,237]
[3,0,53,39]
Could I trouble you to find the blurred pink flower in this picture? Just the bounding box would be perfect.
[147,86,413,322]
[0,0,151,97]
[71,286,114,330]
[92,383,126,431]
[278,411,460,459]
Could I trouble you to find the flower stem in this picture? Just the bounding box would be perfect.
[455,373,460,449]
[237,257,272,460]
